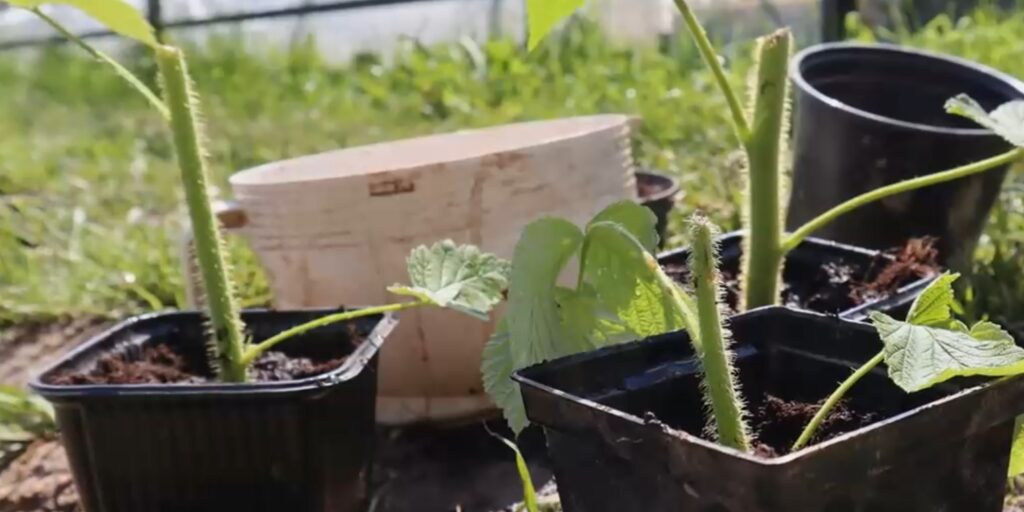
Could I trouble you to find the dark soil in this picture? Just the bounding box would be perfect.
[46,342,346,385]
[0,422,555,512]
[748,394,876,457]
[662,237,939,315]
[0,440,77,512]
[0,318,108,387]
[850,236,939,303]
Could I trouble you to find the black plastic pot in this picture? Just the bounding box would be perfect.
[787,43,1024,269]
[635,170,680,249]
[515,307,1023,511]
[657,231,935,321]
[29,308,396,512]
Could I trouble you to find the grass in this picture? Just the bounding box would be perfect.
[0,5,1022,328]
[0,20,745,325]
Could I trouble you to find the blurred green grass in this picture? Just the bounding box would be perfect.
[0,5,1022,327]
[0,20,745,324]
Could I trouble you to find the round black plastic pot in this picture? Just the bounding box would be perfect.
[515,307,1023,511]
[786,43,1024,268]
[657,231,936,321]
[29,308,397,512]
[635,170,680,249]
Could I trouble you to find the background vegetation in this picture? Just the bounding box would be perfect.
[0,4,1021,329]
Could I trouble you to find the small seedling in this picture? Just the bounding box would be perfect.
[16,1,510,382]
[483,200,696,433]
[526,0,1024,311]
[793,272,1024,451]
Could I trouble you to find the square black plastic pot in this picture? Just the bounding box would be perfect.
[29,308,397,512]
[515,307,1023,512]
[657,231,936,321]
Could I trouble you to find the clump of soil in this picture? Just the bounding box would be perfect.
[749,395,877,457]
[852,237,940,303]
[46,343,346,386]
[0,440,79,512]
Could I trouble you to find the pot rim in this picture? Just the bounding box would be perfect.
[656,230,938,320]
[513,306,1001,467]
[28,308,396,398]
[791,42,1024,137]
[635,169,681,203]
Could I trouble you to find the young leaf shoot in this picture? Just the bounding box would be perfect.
[483,201,694,434]
[793,273,1024,450]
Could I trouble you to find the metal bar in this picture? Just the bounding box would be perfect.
[0,0,456,51]
[147,0,163,32]
[820,0,858,42]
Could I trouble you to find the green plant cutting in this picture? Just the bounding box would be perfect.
[527,0,1024,311]
[11,0,510,383]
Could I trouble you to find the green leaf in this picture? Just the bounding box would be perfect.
[906,272,961,327]
[871,311,1024,392]
[526,0,586,50]
[489,432,541,512]
[556,285,635,350]
[10,0,158,47]
[481,218,582,434]
[31,8,169,119]
[481,319,530,434]
[481,211,691,435]
[581,221,687,337]
[587,200,659,254]
[969,320,1015,343]
[946,94,1024,147]
[1010,415,1024,477]
[389,240,510,320]
[506,218,584,366]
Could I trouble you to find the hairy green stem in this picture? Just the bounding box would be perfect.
[673,0,750,142]
[741,30,791,311]
[782,148,1024,253]
[157,46,247,383]
[33,9,169,119]
[241,301,427,366]
[690,216,751,452]
[792,351,884,451]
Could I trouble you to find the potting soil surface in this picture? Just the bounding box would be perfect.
[662,237,940,315]
[45,342,347,385]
